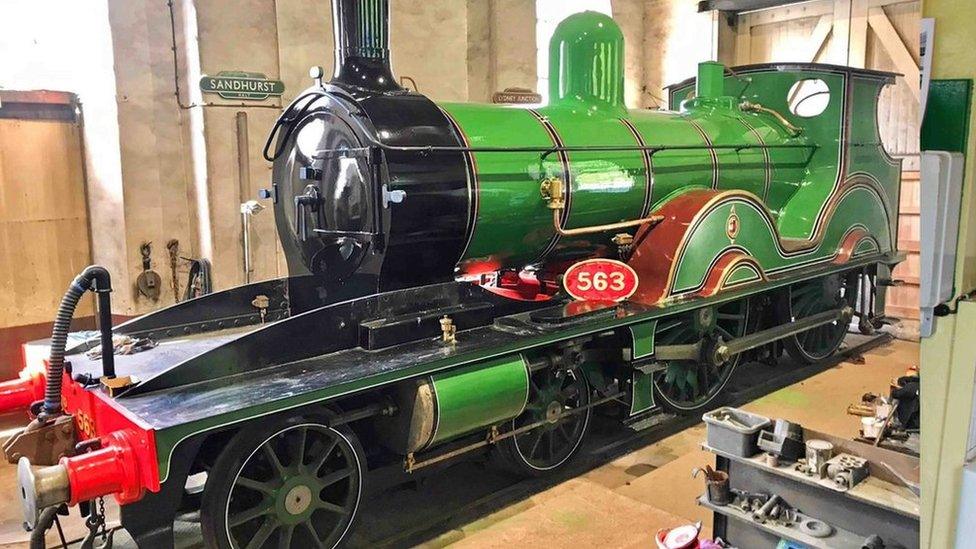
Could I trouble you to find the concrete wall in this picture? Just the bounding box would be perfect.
[467,0,538,103]
[0,0,525,317]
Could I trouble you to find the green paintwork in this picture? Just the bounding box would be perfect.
[548,10,625,110]
[697,62,726,99]
[725,264,762,287]
[429,354,529,445]
[439,12,901,273]
[630,371,655,416]
[921,79,973,153]
[151,251,896,482]
[669,186,891,295]
[629,320,656,360]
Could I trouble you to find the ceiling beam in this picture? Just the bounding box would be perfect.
[697,0,809,14]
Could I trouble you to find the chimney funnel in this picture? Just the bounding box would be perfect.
[331,0,402,92]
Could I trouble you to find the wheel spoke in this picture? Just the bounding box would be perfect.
[529,377,543,395]
[244,517,278,549]
[229,499,273,528]
[292,427,308,470]
[236,475,275,495]
[317,467,353,488]
[309,438,338,476]
[316,499,351,516]
[303,522,326,549]
[527,430,545,459]
[263,442,287,479]
[277,524,295,549]
[716,312,745,320]
[557,422,572,443]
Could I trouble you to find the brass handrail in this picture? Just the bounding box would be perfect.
[740,101,803,137]
[540,177,664,237]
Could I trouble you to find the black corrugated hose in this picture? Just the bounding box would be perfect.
[39,266,114,421]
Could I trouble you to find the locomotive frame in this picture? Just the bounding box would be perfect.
[5,2,903,548]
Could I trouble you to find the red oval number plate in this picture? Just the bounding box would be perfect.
[563,259,639,302]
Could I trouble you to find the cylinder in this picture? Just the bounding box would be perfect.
[376,354,529,453]
[429,355,529,445]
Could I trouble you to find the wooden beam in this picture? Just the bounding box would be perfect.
[736,0,833,25]
[868,0,917,8]
[802,15,834,62]
[832,0,852,66]
[848,0,869,67]
[867,6,920,100]
[734,14,753,65]
[709,10,737,65]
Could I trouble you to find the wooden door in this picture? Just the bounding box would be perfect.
[0,91,93,379]
[732,0,921,333]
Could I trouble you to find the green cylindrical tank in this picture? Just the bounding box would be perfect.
[375,354,529,453]
[437,11,804,276]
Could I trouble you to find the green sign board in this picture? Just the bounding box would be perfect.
[199,71,284,101]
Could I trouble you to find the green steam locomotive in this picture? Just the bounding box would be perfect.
[5,1,901,547]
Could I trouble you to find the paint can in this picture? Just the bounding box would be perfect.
[805,439,834,477]
[692,466,731,505]
[861,416,884,439]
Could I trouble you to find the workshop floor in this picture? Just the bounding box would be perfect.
[0,338,918,548]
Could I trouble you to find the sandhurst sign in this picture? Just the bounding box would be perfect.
[199,71,285,101]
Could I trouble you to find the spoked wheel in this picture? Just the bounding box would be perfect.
[497,367,591,476]
[653,298,751,413]
[780,273,857,364]
[201,417,365,549]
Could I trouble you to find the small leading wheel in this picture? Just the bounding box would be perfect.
[497,366,591,476]
[201,417,365,549]
[653,298,751,413]
[780,274,856,364]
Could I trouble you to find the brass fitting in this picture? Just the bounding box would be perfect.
[440,315,457,345]
[539,177,566,210]
[612,233,634,257]
[740,101,803,136]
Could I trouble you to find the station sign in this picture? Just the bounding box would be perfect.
[492,87,542,104]
[200,71,285,101]
[563,259,639,302]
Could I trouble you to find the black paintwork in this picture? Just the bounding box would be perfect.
[330,0,401,93]
[115,282,536,397]
[270,0,470,290]
[359,300,495,350]
[358,92,470,289]
[114,279,290,338]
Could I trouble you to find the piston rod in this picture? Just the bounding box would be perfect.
[713,306,853,364]
[653,306,853,364]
